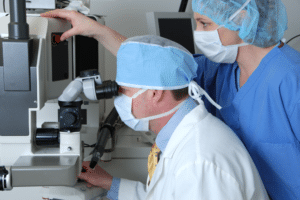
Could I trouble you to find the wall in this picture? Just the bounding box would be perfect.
[281,0,300,51]
[90,0,300,115]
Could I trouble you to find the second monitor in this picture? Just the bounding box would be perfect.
[146,12,201,55]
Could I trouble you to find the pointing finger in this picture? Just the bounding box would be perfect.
[40,9,77,21]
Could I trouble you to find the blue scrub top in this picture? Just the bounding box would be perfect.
[193,44,300,200]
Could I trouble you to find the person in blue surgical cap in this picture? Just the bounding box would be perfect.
[191,1,300,199]
[42,0,300,199]
[78,35,269,200]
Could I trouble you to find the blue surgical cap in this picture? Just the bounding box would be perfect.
[116,35,198,90]
[192,0,288,48]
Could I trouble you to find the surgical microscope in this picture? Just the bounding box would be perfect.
[0,1,155,199]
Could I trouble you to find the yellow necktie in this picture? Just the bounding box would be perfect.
[148,143,161,185]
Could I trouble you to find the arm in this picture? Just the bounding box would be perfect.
[78,161,147,200]
[117,178,147,200]
[41,9,127,56]
[78,161,113,191]
[93,24,127,57]
[106,177,121,200]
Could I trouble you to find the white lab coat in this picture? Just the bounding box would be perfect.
[117,104,269,200]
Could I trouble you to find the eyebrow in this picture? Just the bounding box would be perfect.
[195,17,208,21]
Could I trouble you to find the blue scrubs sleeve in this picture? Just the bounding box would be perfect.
[106,177,121,200]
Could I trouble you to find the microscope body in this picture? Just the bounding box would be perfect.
[0,11,106,197]
[0,1,153,200]
[0,14,79,186]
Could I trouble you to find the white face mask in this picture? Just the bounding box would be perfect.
[194,27,248,63]
[114,89,185,132]
[193,0,251,64]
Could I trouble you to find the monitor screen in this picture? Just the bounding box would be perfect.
[158,18,195,54]
[146,12,200,55]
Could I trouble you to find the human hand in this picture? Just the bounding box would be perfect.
[77,161,113,191]
[40,9,101,41]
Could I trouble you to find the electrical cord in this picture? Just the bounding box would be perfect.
[286,34,300,44]
[83,116,123,150]
[179,0,189,12]
[3,0,5,13]
[84,143,96,148]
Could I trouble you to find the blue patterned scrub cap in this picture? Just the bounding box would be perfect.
[192,0,288,48]
[116,35,198,90]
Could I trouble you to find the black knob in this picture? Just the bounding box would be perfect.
[36,128,60,147]
[64,113,77,126]
[80,69,99,78]
[58,101,83,132]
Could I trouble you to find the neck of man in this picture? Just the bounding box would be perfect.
[148,97,188,135]
[149,112,176,135]
[236,43,277,87]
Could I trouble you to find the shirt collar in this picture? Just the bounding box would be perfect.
[155,97,198,152]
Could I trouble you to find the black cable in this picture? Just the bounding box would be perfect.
[3,0,5,13]
[286,35,300,44]
[179,0,189,12]
[89,107,119,169]
[84,143,96,148]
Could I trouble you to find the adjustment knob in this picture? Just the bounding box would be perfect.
[63,112,77,126]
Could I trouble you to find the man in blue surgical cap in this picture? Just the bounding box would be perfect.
[42,0,300,198]
[78,35,269,200]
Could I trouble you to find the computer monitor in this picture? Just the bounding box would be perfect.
[146,12,202,55]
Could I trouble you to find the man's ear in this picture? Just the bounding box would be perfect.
[148,90,164,104]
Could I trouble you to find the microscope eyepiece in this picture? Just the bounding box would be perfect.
[95,80,119,100]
